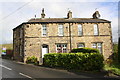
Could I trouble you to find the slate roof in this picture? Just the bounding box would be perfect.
[28,18,111,23]
[13,18,111,30]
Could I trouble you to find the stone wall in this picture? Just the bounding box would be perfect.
[13,25,24,61]
[22,22,112,63]
[13,21,113,63]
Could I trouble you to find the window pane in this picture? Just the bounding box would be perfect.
[63,48,67,53]
[92,43,97,48]
[78,43,84,48]
[56,44,67,53]
[92,43,102,54]
[98,43,102,47]
[98,47,102,53]
[78,24,82,36]
[42,24,47,36]
[94,24,98,35]
[58,25,63,36]
[97,43,102,53]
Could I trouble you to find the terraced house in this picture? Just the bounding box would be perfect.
[13,9,113,63]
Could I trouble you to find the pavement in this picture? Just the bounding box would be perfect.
[1,58,120,80]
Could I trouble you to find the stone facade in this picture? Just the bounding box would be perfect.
[13,10,113,63]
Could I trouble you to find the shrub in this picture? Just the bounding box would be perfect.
[112,43,118,61]
[26,56,39,65]
[70,48,100,53]
[118,38,120,63]
[44,53,104,71]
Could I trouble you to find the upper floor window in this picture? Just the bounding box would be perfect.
[78,43,85,48]
[42,24,47,36]
[78,24,83,36]
[58,24,64,36]
[94,24,99,35]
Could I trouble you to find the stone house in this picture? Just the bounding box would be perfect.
[13,9,113,63]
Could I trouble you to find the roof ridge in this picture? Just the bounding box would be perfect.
[28,18,110,23]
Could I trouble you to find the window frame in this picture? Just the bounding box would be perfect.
[58,24,64,36]
[78,24,83,36]
[92,42,102,54]
[94,24,99,36]
[56,44,67,53]
[42,24,47,37]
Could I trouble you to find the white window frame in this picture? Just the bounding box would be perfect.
[94,24,99,35]
[78,24,83,36]
[42,24,47,36]
[56,44,67,53]
[58,24,64,36]
[92,43,102,54]
[97,43,102,54]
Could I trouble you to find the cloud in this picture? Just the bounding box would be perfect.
[0,1,119,44]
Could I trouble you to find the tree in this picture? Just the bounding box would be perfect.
[118,37,120,63]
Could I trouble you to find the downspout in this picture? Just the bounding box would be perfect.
[22,24,26,62]
[69,23,72,52]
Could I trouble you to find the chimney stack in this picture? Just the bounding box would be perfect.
[41,8,45,18]
[92,11,100,19]
[67,10,72,19]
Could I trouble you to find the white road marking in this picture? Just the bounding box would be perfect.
[19,72,32,79]
[0,65,12,70]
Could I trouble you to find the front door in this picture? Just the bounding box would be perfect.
[42,45,48,58]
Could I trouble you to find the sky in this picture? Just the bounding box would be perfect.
[0,0,119,44]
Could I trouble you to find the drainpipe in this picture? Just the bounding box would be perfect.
[69,23,72,52]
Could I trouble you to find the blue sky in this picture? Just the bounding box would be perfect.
[0,0,119,44]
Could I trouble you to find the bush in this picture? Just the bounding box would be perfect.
[26,56,39,65]
[44,53,104,71]
[70,48,100,53]
[118,38,120,63]
[112,43,118,61]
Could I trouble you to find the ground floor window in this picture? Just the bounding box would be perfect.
[56,44,67,53]
[78,43,85,48]
[92,43,102,53]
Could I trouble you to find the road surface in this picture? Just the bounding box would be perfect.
[1,59,119,80]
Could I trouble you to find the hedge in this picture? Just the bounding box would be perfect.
[43,53,104,71]
[70,48,100,53]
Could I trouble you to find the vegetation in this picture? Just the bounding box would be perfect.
[1,44,13,49]
[104,62,120,76]
[118,38,120,63]
[104,43,120,76]
[113,43,118,61]
[44,52,104,71]
[26,56,39,65]
[0,44,13,52]
[70,47,99,53]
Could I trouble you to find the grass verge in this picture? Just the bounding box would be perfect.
[104,62,120,76]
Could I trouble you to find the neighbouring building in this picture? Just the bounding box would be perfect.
[13,9,113,63]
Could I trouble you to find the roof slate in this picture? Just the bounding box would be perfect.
[13,18,111,30]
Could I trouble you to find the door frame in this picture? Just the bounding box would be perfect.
[41,44,49,58]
